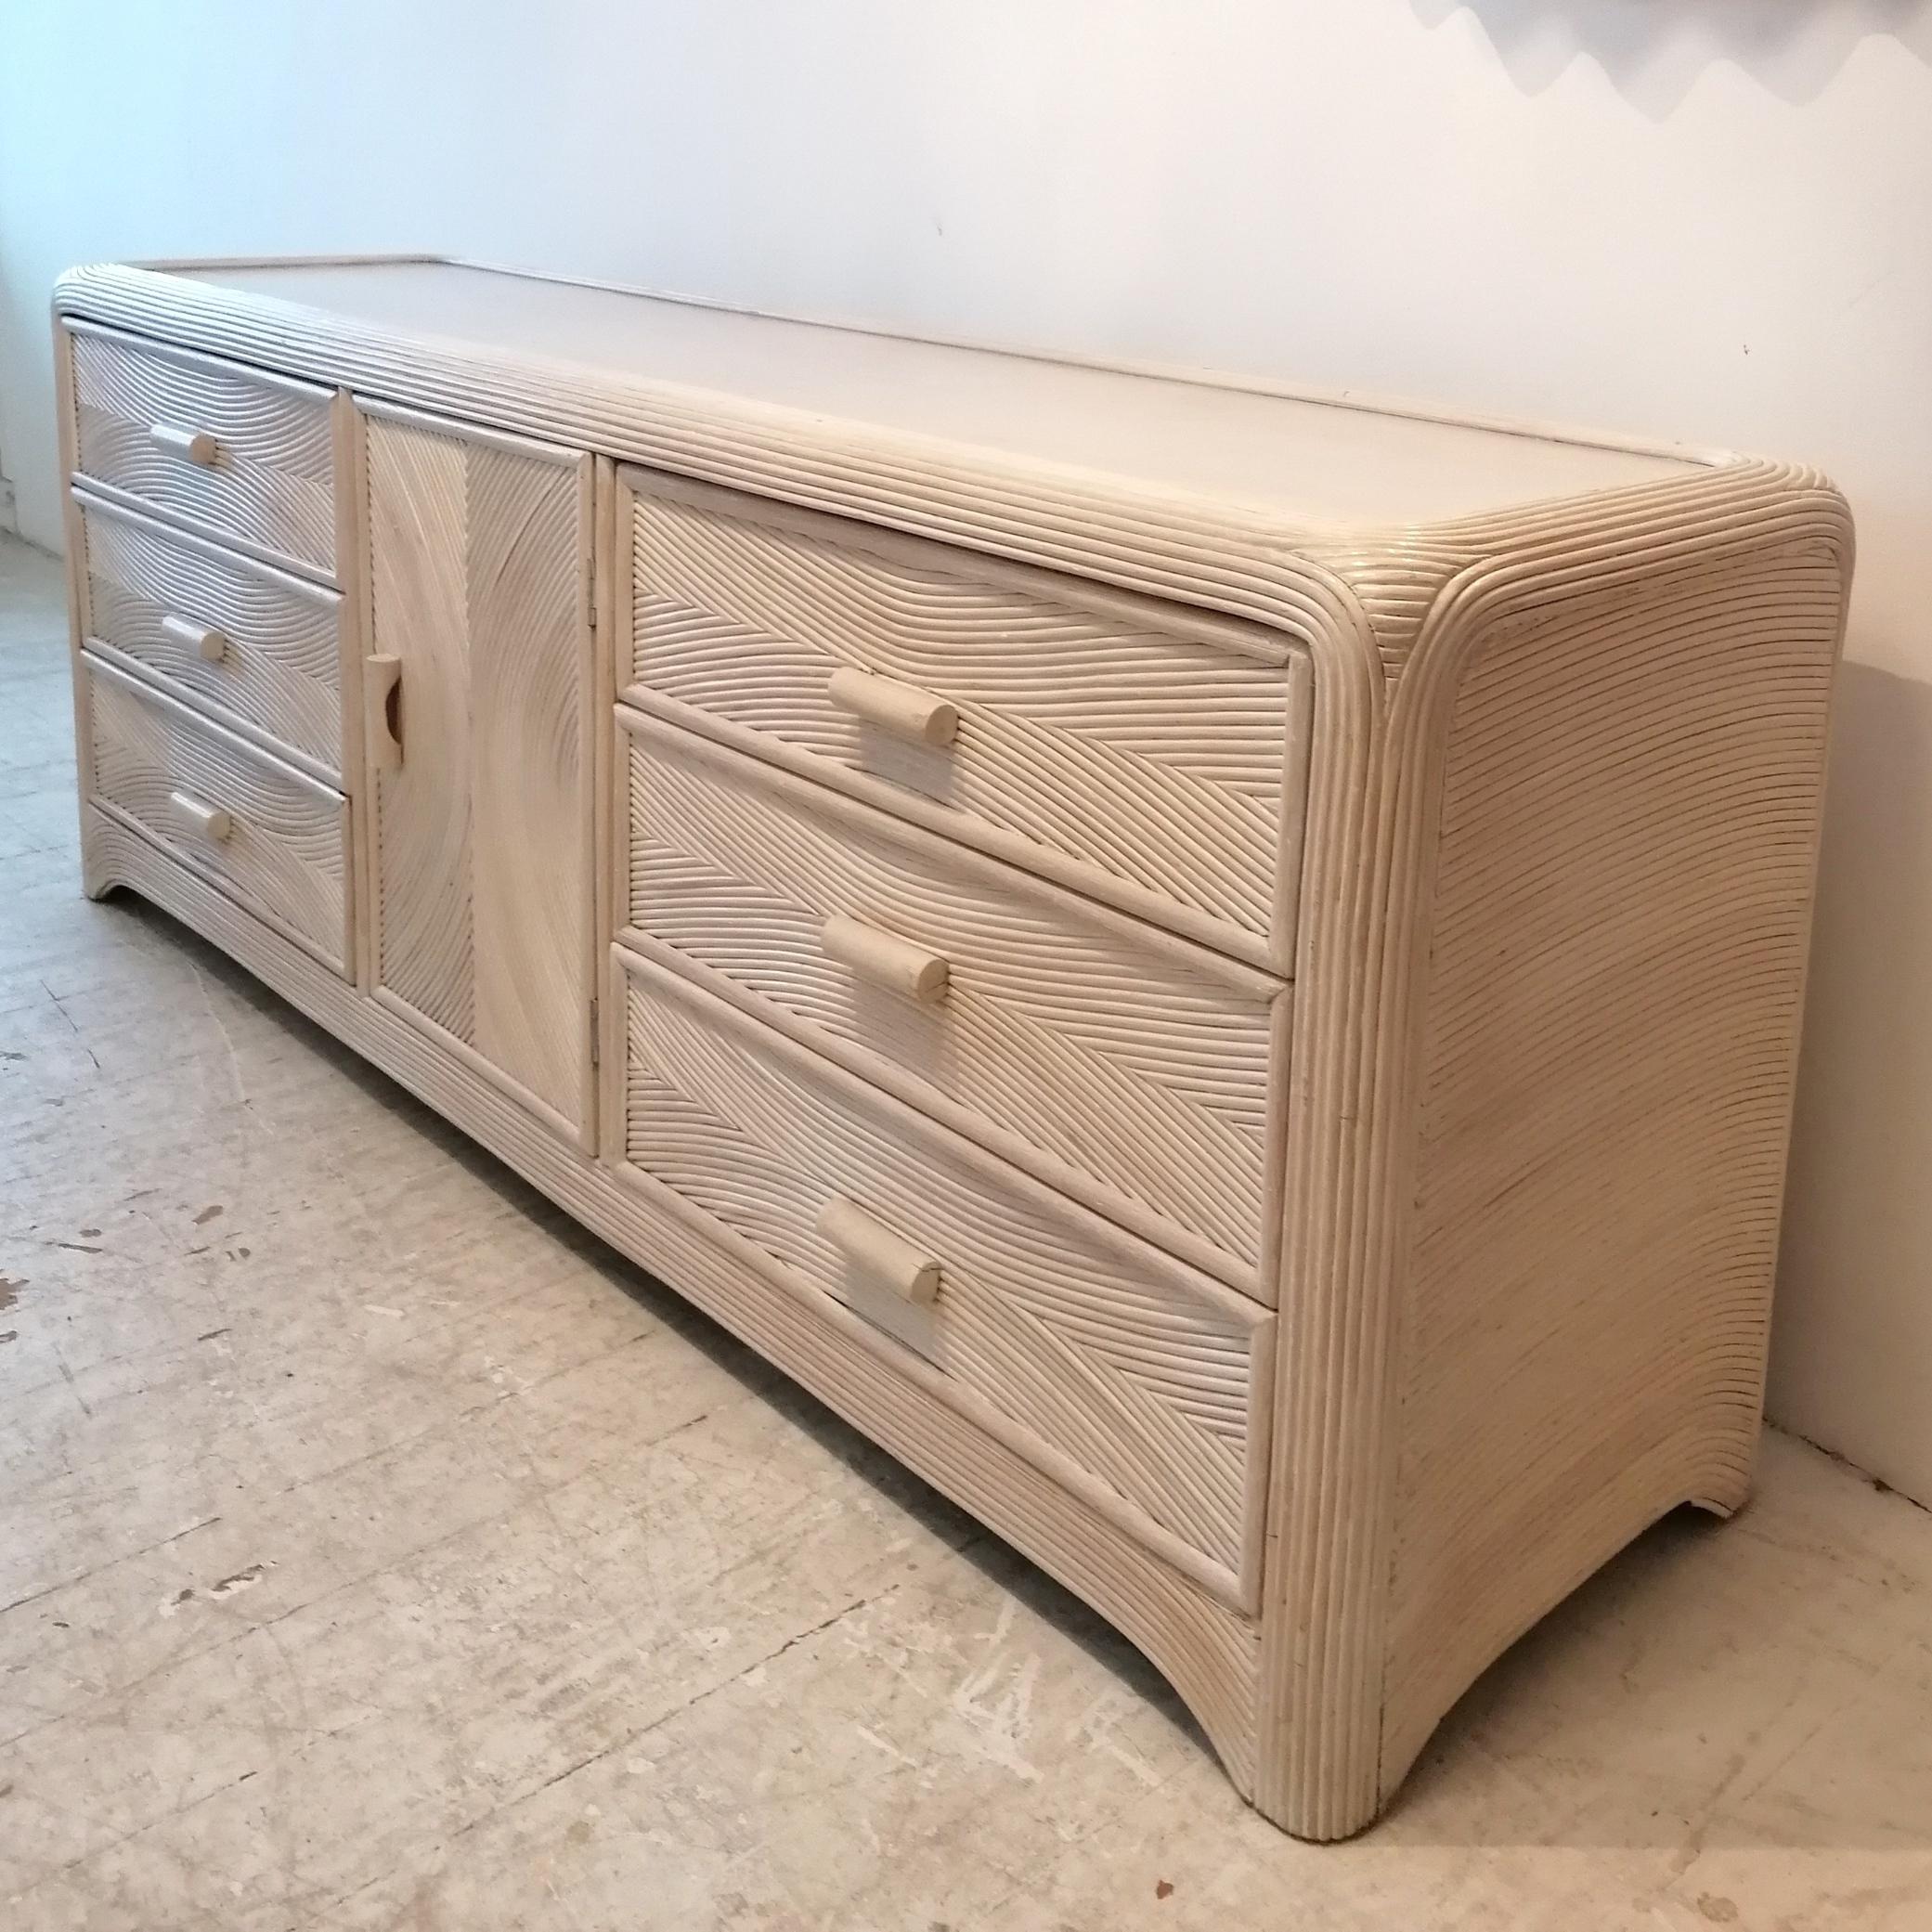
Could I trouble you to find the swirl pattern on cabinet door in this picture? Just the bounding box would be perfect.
[85,658,349,969]
[69,327,337,573]
[77,496,343,773]
[466,443,587,1118]
[618,954,1271,1588]
[622,716,1285,1295]
[365,410,591,1134]
[625,482,1300,964]
[369,417,475,1043]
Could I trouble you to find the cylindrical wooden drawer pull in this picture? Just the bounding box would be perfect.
[822,913,950,1004]
[161,613,228,663]
[826,666,958,747]
[149,421,220,467]
[365,654,403,770]
[169,788,233,844]
[817,1195,941,1306]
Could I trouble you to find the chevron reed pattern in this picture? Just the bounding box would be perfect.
[622,715,1286,1295]
[68,325,337,573]
[85,656,348,969]
[626,479,1301,965]
[619,953,1270,1587]
[365,411,590,1133]
[76,493,343,775]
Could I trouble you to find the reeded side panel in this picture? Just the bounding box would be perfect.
[68,324,337,574]
[364,407,592,1138]
[76,493,343,774]
[623,473,1303,966]
[621,713,1286,1296]
[617,952,1272,1596]
[1375,541,1848,1790]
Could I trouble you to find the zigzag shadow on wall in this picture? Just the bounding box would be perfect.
[1412,0,1932,114]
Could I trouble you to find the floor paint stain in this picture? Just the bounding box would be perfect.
[193,1204,224,1225]
[0,1331,16,1346]
[0,1277,22,1311]
[949,1652,1044,1783]
[207,1562,270,1598]
[162,1562,273,1616]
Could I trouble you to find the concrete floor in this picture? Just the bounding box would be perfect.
[4,526,1932,1932]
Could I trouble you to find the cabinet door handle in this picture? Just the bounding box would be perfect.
[149,421,219,467]
[826,666,957,747]
[822,914,950,1004]
[161,613,227,663]
[365,654,403,770]
[817,1195,941,1305]
[170,789,233,843]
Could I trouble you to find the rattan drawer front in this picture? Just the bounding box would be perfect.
[84,654,351,972]
[619,468,1308,969]
[614,949,1273,1600]
[620,711,1288,1298]
[68,323,337,577]
[74,490,343,780]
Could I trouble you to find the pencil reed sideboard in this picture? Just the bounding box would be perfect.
[52,256,1852,1837]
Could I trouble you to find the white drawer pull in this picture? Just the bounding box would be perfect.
[365,654,403,770]
[822,914,950,1004]
[170,789,233,843]
[149,421,219,467]
[826,666,958,747]
[161,613,228,663]
[817,1195,941,1305]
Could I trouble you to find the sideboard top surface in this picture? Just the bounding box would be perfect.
[136,258,1705,529]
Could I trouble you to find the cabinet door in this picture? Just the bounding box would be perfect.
[361,403,596,1146]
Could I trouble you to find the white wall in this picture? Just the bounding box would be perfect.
[4,1,1930,1496]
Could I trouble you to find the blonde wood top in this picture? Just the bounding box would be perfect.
[162,258,1702,528]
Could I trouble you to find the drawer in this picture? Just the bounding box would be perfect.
[614,950,1273,1600]
[67,322,338,577]
[619,711,1288,1298]
[618,468,1310,970]
[74,490,344,780]
[84,655,352,974]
